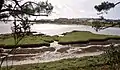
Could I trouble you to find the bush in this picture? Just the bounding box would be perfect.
[104,44,120,69]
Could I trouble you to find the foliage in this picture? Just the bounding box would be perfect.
[91,21,104,32]
[0,34,54,46]
[94,1,120,15]
[91,21,119,32]
[2,45,120,70]
[93,1,120,31]
[57,31,120,43]
[0,0,53,40]
[94,1,115,12]
[104,44,120,69]
[0,0,53,67]
[1,55,118,70]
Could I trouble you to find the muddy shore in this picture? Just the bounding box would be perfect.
[0,41,120,66]
[0,39,120,60]
[0,31,120,66]
[0,38,120,49]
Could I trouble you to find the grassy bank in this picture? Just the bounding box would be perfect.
[57,31,120,44]
[2,45,120,70]
[1,54,116,70]
[1,31,120,69]
[0,34,54,48]
[0,31,120,48]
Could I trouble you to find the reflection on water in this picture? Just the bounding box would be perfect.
[1,22,120,36]
[31,23,120,36]
[0,22,12,34]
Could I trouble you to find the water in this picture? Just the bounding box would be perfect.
[1,22,120,66]
[1,21,120,36]
[0,22,12,34]
[31,23,120,36]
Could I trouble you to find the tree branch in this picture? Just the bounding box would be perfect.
[115,2,120,6]
[0,9,48,16]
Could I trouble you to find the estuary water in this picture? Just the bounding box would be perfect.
[0,22,120,36]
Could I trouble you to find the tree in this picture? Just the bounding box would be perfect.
[93,1,120,31]
[94,1,120,69]
[0,0,54,44]
[0,0,53,34]
[0,0,53,68]
[94,1,120,15]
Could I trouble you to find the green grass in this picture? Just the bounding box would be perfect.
[0,31,120,47]
[57,31,120,43]
[1,55,114,70]
[1,31,120,70]
[0,35,54,46]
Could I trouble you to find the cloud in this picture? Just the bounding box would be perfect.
[29,0,120,19]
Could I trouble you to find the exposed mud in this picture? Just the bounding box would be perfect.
[0,41,120,66]
[0,43,50,49]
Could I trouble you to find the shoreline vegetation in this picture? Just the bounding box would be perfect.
[57,31,120,45]
[30,18,120,28]
[1,18,120,26]
[1,18,120,28]
[0,34,54,49]
[1,20,120,69]
[0,31,120,48]
[1,54,119,70]
[0,26,120,69]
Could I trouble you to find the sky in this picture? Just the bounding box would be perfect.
[24,0,120,19]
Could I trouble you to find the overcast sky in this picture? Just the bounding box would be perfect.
[28,0,120,19]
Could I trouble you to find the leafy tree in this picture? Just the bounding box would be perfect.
[94,1,120,69]
[0,0,53,34]
[0,0,53,68]
[93,1,120,31]
[94,1,120,15]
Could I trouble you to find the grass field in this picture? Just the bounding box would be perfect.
[1,31,120,70]
[57,31,120,43]
[1,54,116,70]
[0,34,54,46]
[0,31,120,47]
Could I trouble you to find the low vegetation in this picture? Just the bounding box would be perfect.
[1,31,120,69]
[0,31,120,48]
[1,54,119,70]
[57,31,120,43]
[0,34,54,48]
[2,44,120,70]
[1,55,105,70]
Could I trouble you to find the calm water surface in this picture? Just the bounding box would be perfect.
[0,22,120,36]
[31,23,120,36]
